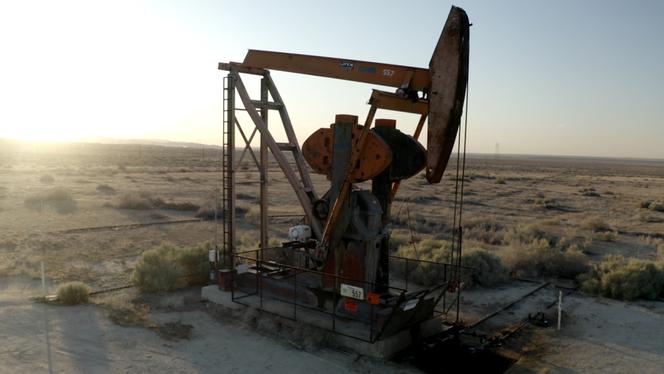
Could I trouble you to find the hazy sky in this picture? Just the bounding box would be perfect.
[0,0,662,158]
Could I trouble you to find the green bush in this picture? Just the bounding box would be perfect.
[132,243,211,292]
[460,249,509,287]
[57,281,90,305]
[580,255,664,300]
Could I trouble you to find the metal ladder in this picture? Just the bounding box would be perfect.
[221,75,235,267]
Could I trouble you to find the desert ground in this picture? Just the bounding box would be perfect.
[0,139,663,373]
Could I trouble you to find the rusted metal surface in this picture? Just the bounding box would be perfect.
[302,124,392,182]
[369,90,428,115]
[242,50,429,91]
[426,6,470,183]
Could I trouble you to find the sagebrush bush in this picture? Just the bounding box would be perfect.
[648,202,664,213]
[57,281,90,305]
[460,249,509,287]
[96,184,116,194]
[116,192,159,210]
[502,239,588,278]
[243,206,261,225]
[463,217,506,245]
[580,255,664,300]
[24,188,77,213]
[132,243,211,292]
[391,239,452,286]
[581,216,612,232]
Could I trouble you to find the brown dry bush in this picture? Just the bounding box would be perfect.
[56,281,90,305]
[580,255,664,300]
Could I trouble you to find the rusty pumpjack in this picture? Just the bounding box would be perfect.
[220,6,469,340]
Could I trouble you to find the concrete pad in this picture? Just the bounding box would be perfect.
[201,285,445,359]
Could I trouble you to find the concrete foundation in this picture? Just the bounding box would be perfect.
[201,285,445,359]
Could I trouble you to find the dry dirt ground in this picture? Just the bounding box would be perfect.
[1,140,663,372]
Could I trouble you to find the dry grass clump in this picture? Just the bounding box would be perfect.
[132,242,211,292]
[96,184,116,194]
[39,174,55,183]
[24,188,77,213]
[580,255,664,301]
[56,281,91,305]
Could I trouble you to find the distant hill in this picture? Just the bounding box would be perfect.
[80,137,221,149]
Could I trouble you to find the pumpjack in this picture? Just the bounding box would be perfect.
[217,6,470,342]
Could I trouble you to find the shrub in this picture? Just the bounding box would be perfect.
[503,239,588,278]
[57,281,90,305]
[391,239,452,286]
[24,188,77,214]
[460,249,508,287]
[116,192,160,210]
[115,192,198,211]
[648,202,664,213]
[581,216,612,232]
[132,243,211,292]
[195,197,222,220]
[389,232,410,252]
[495,177,506,185]
[96,184,116,195]
[463,217,506,245]
[534,197,563,210]
[244,206,261,225]
[580,255,664,301]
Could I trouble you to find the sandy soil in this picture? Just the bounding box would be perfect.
[0,278,415,373]
[508,293,664,373]
[2,141,664,372]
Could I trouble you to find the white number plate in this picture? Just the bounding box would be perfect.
[340,284,364,300]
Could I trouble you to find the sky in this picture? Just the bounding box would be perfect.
[0,0,662,158]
